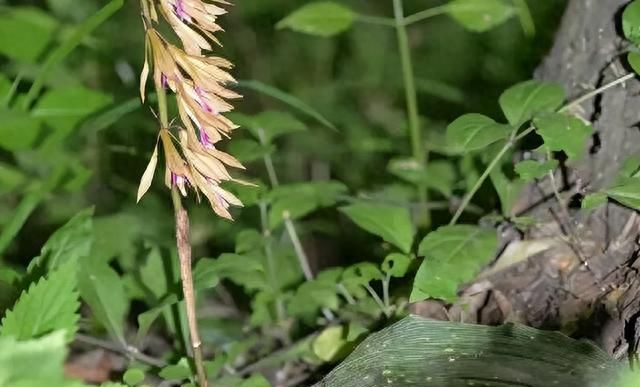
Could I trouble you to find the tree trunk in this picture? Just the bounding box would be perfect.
[412,0,640,359]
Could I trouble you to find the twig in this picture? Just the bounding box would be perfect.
[75,333,167,368]
[172,188,209,387]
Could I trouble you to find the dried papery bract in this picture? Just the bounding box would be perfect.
[137,1,244,220]
[136,1,243,386]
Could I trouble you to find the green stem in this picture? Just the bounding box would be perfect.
[382,273,391,313]
[259,201,285,321]
[403,4,451,26]
[355,14,396,27]
[393,0,429,226]
[258,128,280,187]
[513,0,535,37]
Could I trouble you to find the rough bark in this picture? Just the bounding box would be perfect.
[412,0,640,359]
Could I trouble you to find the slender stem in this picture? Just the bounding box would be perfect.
[75,333,167,368]
[283,212,334,321]
[156,72,208,386]
[450,141,511,225]
[559,73,634,113]
[513,0,535,37]
[171,188,208,387]
[258,128,280,187]
[364,283,389,317]
[355,14,396,27]
[259,201,285,321]
[393,0,429,226]
[337,283,356,305]
[403,4,450,26]
[382,273,391,313]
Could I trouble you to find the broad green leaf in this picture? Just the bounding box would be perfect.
[617,155,640,181]
[343,263,383,287]
[288,280,340,318]
[227,139,274,163]
[1,262,79,342]
[269,181,347,227]
[447,0,515,32]
[0,7,59,62]
[238,80,336,130]
[623,0,640,45]
[33,86,113,132]
[490,169,525,217]
[78,261,129,342]
[159,358,191,381]
[582,192,608,210]
[0,331,70,386]
[412,225,497,302]
[123,368,145,386]
[534,113,593,161]
[313,325,346,362]
[346,322,368,342]
[0,162,27,194]
[606,177,640,210]
[514,159,558,181]
[446,113,511,152]
[235,229,264,254]
[340,203,414,253]
[388,158,456,197]
[499,80,565,127]
[0,108,41,151]
[381,253,411,278]
[139,246,168,300]
[316,315,619,387]
[30,208,94,271]
[230,110,307,143]
[194,254,267,292]
[628,52,640,75]
[277,2,355,37]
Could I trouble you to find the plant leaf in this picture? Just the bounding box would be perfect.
[514,159,558,181]
[411,225,496,302]
[381,253,411,278]
[230,110,307,143]
[78,261,129,342]
[446,113,511,152]
[1,262,80,342]
[606,177,640,210]
[0,7,59,62]
[447,0,515,32]
[277,2,355,37]
[316,315,619,387]
[340,203,414,253]
[313,325,346,362]
[499,80,565,127]
[623,0,640,45]
[534,113,594,161]
[582,192,608,210]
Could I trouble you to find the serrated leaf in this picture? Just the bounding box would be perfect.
[514,159,558,181]
[194,254,266,292]
[624,0,640,45]
[582,192,608,210]
[1,262,79,342]
[411,225,497,302]
[447,0,515,32]
[30,208,94,272]
[230,110,307,143]
[0,331,69,386]
[317,315,619,387]
[534,113,593,161]
[499,80,565,127]
[313,325,345,362]
[381,253,411,278]
[277,2,355,37]
[288,280,340,318]
[78,261,129,342]
[606,177,640,210]
[159,358,191,381]
[446,113,511,152]
[340,203,414,253]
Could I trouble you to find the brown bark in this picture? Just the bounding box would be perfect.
[412,0,640,359]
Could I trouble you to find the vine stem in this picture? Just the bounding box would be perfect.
[393,0,429,226]
[449,73,634,225]
[156,79,208,386]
